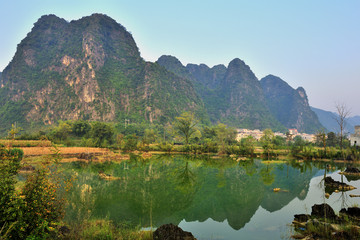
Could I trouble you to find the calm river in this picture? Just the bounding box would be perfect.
[62,155,360,240]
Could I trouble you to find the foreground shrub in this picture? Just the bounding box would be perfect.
[0,147,65,239]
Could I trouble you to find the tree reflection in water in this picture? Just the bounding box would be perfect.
[260,164,275,185]
[176,162,196,193]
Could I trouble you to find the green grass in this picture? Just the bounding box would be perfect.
[59,219,152,240]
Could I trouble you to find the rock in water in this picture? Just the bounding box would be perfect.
[324,176,356,191]
[311,203,337,221]
[344,167,360,173]
[153,223,196,240]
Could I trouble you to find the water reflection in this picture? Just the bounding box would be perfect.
[62,156,360,239]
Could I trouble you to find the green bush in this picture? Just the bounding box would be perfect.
[123,134,138,151]
[159,142,173,153]
[0,148,23,236]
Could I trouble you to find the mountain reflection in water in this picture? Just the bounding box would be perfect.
[62,155,360,240]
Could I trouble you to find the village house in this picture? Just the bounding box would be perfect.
[350,125,360,147]
[236,128,315,143]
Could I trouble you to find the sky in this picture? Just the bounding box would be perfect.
[1,0,359,115]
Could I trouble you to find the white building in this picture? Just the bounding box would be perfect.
[350,125,360,147]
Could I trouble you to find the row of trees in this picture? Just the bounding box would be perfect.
[10,109,359,159]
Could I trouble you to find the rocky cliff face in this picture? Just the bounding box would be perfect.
[217,59,283,130]
[0,14,206,133]
[260,75,323,133]
[157,56,285,131]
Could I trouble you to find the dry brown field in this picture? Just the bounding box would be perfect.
[21,147,109,156]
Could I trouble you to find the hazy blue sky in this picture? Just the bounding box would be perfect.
[1,0,359,115]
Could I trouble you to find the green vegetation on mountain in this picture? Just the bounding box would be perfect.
[0,14,206,135]
[260,75,323,133]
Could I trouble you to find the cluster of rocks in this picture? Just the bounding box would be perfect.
[293,203,360,239]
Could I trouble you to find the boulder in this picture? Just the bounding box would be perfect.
[153,223,196,240]
[340,207,360,221]
[311,203,337,221]
[332,231,352,239]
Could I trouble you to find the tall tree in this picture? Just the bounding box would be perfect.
[90,122,114,147]
[260,129,275,160]
[326,132,337,147]
[53,121,72,142]
[174,112,198,145]
[215,123,237,154]
[8,123,22,140]
[316,129,327,154]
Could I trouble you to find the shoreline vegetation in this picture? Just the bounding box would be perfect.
[1,116,360,239]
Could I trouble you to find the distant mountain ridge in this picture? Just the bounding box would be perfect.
[157,56,323,133]
[347,116,360,128]
[311,107,360,133]
[0,13,324,134]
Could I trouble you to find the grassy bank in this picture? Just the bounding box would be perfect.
[57,219,152,240]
